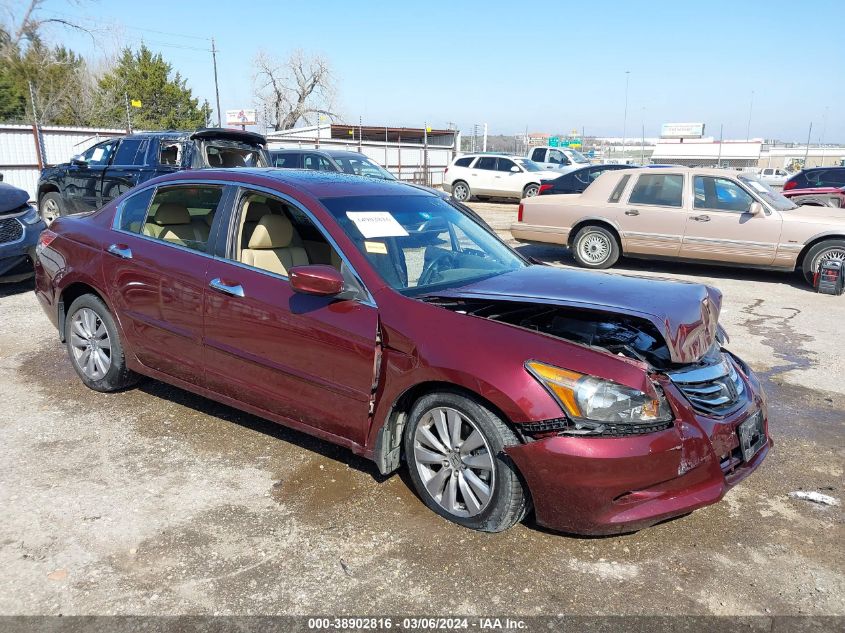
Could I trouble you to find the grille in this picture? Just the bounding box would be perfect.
[0,217,23,245]
[668,354,746,416]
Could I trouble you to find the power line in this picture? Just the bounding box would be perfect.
[40,9,212,42]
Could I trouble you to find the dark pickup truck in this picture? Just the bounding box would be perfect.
[37,128,269,224]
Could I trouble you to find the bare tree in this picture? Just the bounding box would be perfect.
[253,49,338,131]
[1,0,92,58]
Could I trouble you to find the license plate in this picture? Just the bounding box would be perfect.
[737,411,766,462]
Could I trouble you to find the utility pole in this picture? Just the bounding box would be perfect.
[716,124,724,167]
[482,123,488,152]
[746,90,754,140]
[640,108,645,165]
[621,70,630,163]
[124,92,132,133]
[28,80,46,169]
[211,38,222,127]
[804,122,813,167]
[819,107,828,167]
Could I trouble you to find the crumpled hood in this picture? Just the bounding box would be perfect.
[0,182,30,215]
[435,266,722,364]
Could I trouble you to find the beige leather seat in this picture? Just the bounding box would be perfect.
[240,200,271,251]
[144,203,209,248]
[241,215,309,275]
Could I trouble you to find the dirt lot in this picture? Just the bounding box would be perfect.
[0,201,843,617]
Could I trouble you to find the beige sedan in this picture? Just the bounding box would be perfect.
[512,167,845,284]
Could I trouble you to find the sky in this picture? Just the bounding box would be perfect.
[25,0,845,142]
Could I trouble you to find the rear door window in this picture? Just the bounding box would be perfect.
[628,174,684,207]
[112,139,148,166]
[807,169,845,187]
[132,186,224,252]
[475,157,497,170]
[454,157,474,167]
[530,148,545,162]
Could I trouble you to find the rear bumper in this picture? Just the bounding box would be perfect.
[506,370,770,535]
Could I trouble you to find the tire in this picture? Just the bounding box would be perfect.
[64,294,139,392]
[39,192,65,226]
[801,239,845,285]
[404,391,530,533]
[451,181,471,202]
[571,224,621,269]
[522,183,540,198]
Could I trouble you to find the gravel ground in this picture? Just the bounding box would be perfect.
[0,201,842,617]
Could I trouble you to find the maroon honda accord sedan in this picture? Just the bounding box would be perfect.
[34,168,771,534]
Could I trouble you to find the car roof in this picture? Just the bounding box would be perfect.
[459,153,524,160]
[150,167,437,199]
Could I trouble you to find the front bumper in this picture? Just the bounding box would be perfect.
[0,218,44,281]
[505,363,770,535]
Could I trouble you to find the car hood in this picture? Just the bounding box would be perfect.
[783,204,845,224]
[0,182,30,215]
[433,265,722,365]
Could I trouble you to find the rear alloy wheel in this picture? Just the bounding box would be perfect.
[40,192,64,226]
[65,294,139,392]
[523,184,540,198]
[452,181,471,202]
[802,239,845,284]
[572,224,620,269]
[404,392,529,532]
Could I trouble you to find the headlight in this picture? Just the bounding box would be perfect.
[20,206,41,225]
[525,360,673,426]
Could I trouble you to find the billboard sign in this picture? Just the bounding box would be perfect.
[225,109,257,126]
[660,122,705,139]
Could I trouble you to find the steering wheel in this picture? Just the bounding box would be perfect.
[417,250,458,287]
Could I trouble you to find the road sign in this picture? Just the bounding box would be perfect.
[549,136,560,147]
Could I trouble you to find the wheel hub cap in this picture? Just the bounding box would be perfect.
[580,234,610,263]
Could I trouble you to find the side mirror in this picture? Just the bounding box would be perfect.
[510,166,520,173]
[749,202,765,216]
[289,265,345,296]
[70,155,87,167]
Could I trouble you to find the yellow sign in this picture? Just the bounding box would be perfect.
[348,129,354,135]
[130,99,142,108]
[426,126,432,133]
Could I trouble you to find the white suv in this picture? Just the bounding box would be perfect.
[443,154,558,202]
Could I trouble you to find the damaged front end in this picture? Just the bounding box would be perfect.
[423,296,747,437]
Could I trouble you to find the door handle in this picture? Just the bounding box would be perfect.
[691,215,711,222]
[107,244,132,259]
[625,209,639,216]
[209,277,245,298]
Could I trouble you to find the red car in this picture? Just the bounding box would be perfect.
[34,169,770,535]
[782,167,845,208]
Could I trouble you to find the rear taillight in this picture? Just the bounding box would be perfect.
[444,167,449,175]
[538,183,553,195]
[39,229,57,248]
[783,180,797,191]
[517,203,524,222]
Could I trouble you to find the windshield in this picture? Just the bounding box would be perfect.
[332,155,396,180]
[321,195,527,294]
[568,150,590,164]
[515,158,543,172]
[738,175,798,211]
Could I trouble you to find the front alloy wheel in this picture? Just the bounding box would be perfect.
[523,184,540,198]
[413,406,495,517]
[452,181,470,202]
[404,392,530,532]
[40,194,62,226]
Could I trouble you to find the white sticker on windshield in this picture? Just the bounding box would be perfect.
[346,211,408,238]
[748,180,768,193]
[91,147,105,161]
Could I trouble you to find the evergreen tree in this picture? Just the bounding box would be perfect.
[96,45,209,130]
